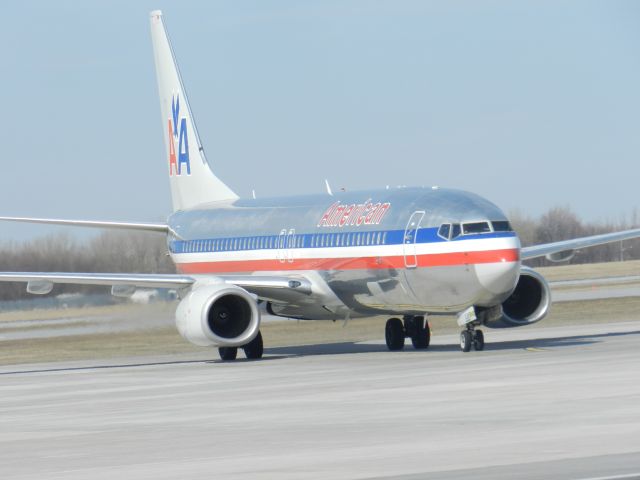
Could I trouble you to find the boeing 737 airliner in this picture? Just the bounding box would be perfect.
[1,11,639,360]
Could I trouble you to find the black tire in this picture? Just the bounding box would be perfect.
[218,346,238,361]
[243,331,264,359]
[411,318,431,349]
[473,330,485,351]
[385,318,405,351]
[460,331,472,353]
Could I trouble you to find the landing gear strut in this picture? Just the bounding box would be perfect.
[218,331,264,361]
[384,316,431,351]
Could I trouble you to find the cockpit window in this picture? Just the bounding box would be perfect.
[438,223,451,240]
[492,221,513,232]
[451,223,461,239]
[462,221,491,235]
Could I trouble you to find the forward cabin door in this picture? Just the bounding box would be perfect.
[403,211,425,268]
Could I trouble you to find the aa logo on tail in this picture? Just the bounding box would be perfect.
[167,94,191,176]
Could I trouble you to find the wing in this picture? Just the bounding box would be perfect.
[521,227,640,261]
[0,216,168,233]
[0,272,311,300]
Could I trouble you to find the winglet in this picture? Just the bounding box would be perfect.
[324,179,333,196]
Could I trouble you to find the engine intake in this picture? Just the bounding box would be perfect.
[486,267,551,328]
[175,282,260,347]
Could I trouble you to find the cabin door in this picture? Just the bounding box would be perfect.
[403,210,425,268]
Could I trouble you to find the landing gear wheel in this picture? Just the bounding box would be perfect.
[460,331,472,353]
[473,330,485,351]
[243,331,264,359]
[218,346,238,361]
[410,318,431,350]
[385,318,405,351]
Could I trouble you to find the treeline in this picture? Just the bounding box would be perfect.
[0,206,638,300]
[0,231,175,301]
[511,206,640,266]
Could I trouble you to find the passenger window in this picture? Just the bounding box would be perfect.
[462,222,491,235]
[366,233,371,245]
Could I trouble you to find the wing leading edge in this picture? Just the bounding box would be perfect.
[0,217,169,233]
[521,227,640,260]
[0,272,312,300]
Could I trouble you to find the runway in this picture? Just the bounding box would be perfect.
[2,321,640,479]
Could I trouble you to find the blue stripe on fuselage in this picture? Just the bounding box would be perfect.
[169,227,516,255]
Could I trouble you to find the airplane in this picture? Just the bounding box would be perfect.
[1,10,639,361]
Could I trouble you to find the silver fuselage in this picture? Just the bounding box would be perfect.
[167,187,521,320]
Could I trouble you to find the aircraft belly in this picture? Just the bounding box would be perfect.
[324,265,488,316]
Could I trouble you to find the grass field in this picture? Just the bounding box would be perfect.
[536,259,640,281]
[1,261,639,366]
[2,295,640,366]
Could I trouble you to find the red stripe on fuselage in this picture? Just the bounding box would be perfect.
[175,248,520,274]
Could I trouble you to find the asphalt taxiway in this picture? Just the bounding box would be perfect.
[1,320,640,479]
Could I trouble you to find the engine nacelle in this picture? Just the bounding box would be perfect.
[175,282,260,347]
[486,267,551,328]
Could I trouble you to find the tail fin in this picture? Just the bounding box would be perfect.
[150,10,238,211]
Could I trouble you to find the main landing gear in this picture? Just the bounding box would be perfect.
[384,316,431,351]
[218,331,264,361]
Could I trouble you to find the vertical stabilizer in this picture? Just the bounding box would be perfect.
[150,10,238,211]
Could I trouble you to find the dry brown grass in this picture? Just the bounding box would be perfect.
[536,259,640,281]
[2,296,640,366]
[0,302,166,323]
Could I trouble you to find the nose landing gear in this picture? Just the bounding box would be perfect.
[457,306,485,353]
[460,328,484,352]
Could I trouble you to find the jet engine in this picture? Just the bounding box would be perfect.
[486,267,551,328]
[175,282,260,347]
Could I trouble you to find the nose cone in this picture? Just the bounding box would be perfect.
[475,236,521,300]
[476,260,521,297]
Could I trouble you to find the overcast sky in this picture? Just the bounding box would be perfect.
[0,0,638,240]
